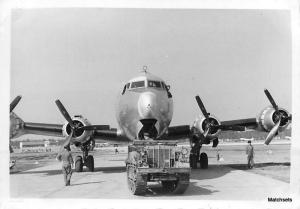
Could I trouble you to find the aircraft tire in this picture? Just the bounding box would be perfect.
[86,155,94,172]
[75,156,83,172]
[127,165,146,195]
[200,152,208,169]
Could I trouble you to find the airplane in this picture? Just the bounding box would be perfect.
[10,69,292,171]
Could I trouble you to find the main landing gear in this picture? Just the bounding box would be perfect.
[190,145,208,169]
[190,135,218,169]
[74,142,94,172]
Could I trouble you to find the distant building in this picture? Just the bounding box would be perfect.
[20,141,51,152]
[95,142,110,148]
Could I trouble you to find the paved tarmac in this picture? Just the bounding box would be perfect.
[10,143,291,200]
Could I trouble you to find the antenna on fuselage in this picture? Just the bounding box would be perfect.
[141,66,148,74]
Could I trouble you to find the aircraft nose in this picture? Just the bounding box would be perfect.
[138,92,157,118]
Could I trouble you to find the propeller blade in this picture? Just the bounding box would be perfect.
[195,95,209,118]
[78,125,110,131]
[203,126,211,138]
[264,89,278,111]
[264,119,281,145]
[10,96,22,112]
[55,100,75,129]
[61,129,74,150]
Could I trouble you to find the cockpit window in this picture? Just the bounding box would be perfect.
[122,83,131,95]
[131,81,145,88]
[122,85,126,95]
[148,80,162,88]
[162,82,172,98]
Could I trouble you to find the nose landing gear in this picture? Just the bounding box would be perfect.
[74,141,95,172]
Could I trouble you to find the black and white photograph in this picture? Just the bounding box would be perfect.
[1,0,299,209]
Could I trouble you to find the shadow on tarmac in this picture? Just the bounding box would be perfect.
[94,166,126,173]
[143,182,219,197]
[228,162,290,170]
[145,182,219,197]
[191,165,232,181]
[142,162,290,197]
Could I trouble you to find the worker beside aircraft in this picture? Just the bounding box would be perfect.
[56,145,74,186]
[246,140,254,169]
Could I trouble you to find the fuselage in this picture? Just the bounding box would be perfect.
[116,71,173,141]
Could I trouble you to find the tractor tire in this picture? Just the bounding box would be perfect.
[75,156,83,172]
[127,165,147,195]
[85,155,94,172]
[200,152,208,169]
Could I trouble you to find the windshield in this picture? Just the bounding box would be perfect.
[148,80,162,88]
[131,80,145,88]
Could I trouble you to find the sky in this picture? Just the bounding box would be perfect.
[10,8,292,128]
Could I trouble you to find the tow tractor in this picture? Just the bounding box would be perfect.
[125,140,191,195]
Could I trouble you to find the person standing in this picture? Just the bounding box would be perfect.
[216,148,220,161]
[246,140,254,169]
[56,145,74,186]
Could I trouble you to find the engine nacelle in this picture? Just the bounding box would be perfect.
[10,112,25,139]
[257,106,290,132]
[62,115,93,145]
[192,114,221,138]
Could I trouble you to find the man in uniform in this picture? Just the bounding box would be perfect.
[190,138,201,169]
[246,140,254,169]
[57,145,74,186]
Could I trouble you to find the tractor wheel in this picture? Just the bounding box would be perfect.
[127,165,146,195]
[200,152,208,169]
[85,155,94,172]
[75,156,83,172]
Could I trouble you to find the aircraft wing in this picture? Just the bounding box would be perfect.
[165,120,254,140]
[10,96,129,150]
[220,118,257,130]
[93,130,131,143]
[10,111,64,139]
[23,122,64,137]
[165,125,191,140]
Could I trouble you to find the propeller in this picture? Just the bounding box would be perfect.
[10,96,22,112]
[263,89,291,145]
[55,99,110,132]
[195,95,242,137]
